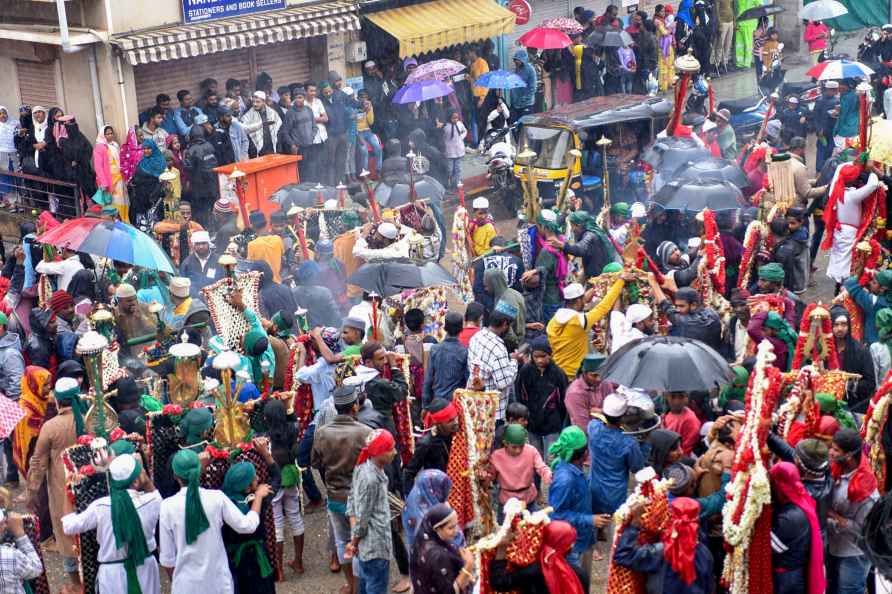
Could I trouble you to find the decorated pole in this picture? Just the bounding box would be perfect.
[228,167,250,231]
[517,146,540,223]
[666,51,701,136]
[360,169,382,223]
[336,182,347,208]
[596,136,612,230]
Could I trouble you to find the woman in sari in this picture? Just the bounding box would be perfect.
[409,504,476,594]
[119,125,143,184]
[402,469,463,551]
[130,138,166,225]
[93,125,130,222]
[654,4,676,92]
[12,365,52,477]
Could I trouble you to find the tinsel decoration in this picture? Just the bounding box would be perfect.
[737,220,766,290]
[775,366,821,443]
[696,209,728,313]
[381,354,415,466]
[283,336,315,440]
[862,369,892,493]
[791,304,839,371]
[450,198,474,303]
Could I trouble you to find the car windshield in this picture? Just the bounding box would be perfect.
[517,126,573,169]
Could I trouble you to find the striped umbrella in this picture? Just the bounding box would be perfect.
[36,217,175,273]
[805,59,874,81]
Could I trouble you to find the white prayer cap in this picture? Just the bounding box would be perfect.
[626,303,653,324]
[688,237,702,250]
[787,96,799,103]
[170,277,191,298]
[825,80,839,89]
[603,392,629,417]
[343,87,355,96]
[32,106,46,114]
[109,453,138,482]
[115,283,136,299]
[191,230,210,245]
[377,222,398,240]
[472,197,490,210]
[54,376,79,395]
[630,202,647,219]
[540,209,557,222]
[562,282,585,300]
[324,199,339,209]
[253,90,267,100]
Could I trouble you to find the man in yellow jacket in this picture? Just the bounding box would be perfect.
[547,277,626,379]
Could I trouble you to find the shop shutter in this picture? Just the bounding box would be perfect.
[503,0,572,53]
[133,49,252,113]
[254,39,312,89]
[16,59,58,108]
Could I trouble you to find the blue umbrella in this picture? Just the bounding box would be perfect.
[474,70,527,90]
[392,80,454,104]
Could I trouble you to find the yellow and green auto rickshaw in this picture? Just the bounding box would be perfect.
[514,94,672,210]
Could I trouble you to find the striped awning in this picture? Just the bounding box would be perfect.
[114,0,359,66]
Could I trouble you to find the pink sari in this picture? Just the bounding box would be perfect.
[119,127,142,183]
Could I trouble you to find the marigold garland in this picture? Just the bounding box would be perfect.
[791,304,839,371]
[862,369,892,493]
[737,220,765,290]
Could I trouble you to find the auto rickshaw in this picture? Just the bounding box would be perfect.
[514,95,672,211]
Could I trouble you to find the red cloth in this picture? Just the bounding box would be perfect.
[48,290,73,315]
[662,407,702,455]
[356,428,396,465]
[424,401,458,429]
[661,497,700,585]
[457,326,480,348]
[37,211,59,232]
[816,415,840,440]
[821,161,865,251]
[540,521,585,594]
[770,462,826,594]
[831,454,878,504]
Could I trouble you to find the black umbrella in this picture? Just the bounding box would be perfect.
[586,27,634,48]
[673,157,749,188]
[348,260,457,297]
[269,183,338,209]
[652,179,745,212]
[375,176,446,208]
[642,136,711,177]
[599,336,734,392]
[738,4,785,21]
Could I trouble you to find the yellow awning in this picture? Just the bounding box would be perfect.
[367,0,516,58]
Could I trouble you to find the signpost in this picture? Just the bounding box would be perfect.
[182,0,286,24]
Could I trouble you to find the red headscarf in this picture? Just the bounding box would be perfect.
[356,429,396,465]
[815,415,840,441]
[423,401,458,430]
[821,160,867,251]
[661,497,700,586]
[770,462,826,594]
[540,521,584,594]
[831,452,878,504]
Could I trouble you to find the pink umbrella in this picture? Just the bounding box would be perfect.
[405,58,466,83]
[542,17,585,35]
[519,26,573,49]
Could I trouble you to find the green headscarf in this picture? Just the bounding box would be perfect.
[108,454,150,594]
[54,381,87,436]
[140,395,163,413]
[548,426,587,469]
[568,210,599,234]
[243,329,268,359]
[537,210,562,235]
[815,392,857,430]
[171,449,210,544]
[602,262,623,274]
[503,424,528,446]
[610,202,630,217]
[341,210,361,230]
[875,271,892,291]
[877,308,892,342]
[718,366,750,408]
[757,263,785,284]
[109,439,136,456]
[179,408,214,447]
[764,312,797,370]
[270,311,293,338]
[221,462,256,513]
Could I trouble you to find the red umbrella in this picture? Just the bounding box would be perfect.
[518,27,572,49]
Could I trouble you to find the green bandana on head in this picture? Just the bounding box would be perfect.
[610,202,631,217]
[876,270,892,291]
[172,449,210,544]
[503,423,528,446]
[109,439,136,456]
[815,392,857,430]
[602,262,623,274]
[54,378,87,436]
[270,311,293,338]
[537,210,562,235]
[108,454,150,594]
[178,408,214,447]
[222,462,256,513]
[718,365,750,408]
[341,211,361,230]
[757,263,785,284]
[765,312,797,370]
[548,426,587,469]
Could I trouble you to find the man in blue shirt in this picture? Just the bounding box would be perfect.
[172,89,205,138]
[588,390,645,514]
[842,270,892,344]
[422,312,469,407]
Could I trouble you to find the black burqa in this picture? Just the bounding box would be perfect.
[250,260,298,319]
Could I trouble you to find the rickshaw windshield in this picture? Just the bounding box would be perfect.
[517,126,573,169]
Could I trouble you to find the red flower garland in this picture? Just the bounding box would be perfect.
[699,209,727,298]
[738,220,763,290]
[76,435,94,446]
[108,427,126,443]
[791,304,839,371]
[856,239,882,286]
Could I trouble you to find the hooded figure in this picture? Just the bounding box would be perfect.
[250,260,298,320]
[25,309,57,372]
[510,49,537,112]
[484,268,525,340]
[130,138,164,224]
[564,210,618,279]
[183,125,220,217]
[647,429,682,477]
[59,118,97,199]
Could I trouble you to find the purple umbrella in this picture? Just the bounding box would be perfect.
[405,58,466,83]
[392,80,455,104]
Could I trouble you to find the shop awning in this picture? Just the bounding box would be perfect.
[114,0,359,66]
[366,0,516,58]
[0,24,106,45]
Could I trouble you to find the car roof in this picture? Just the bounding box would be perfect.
[519,95,673,128]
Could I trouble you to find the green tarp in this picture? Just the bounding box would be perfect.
[805,0,888,32]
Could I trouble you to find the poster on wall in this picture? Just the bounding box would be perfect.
[507,0,532,25]
[182,0,286,24]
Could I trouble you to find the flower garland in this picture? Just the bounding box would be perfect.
[700,209,727,296]
[791,303,839,371]
[862,369,892,493]
[722,340,782,594]
[775,366,820,441]
[450,205,474,303]
[855,239,882,285]
[737,220,765,290]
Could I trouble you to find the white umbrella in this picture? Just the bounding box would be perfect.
[800,0,848,21]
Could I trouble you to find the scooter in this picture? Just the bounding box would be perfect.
[482,124,519,218]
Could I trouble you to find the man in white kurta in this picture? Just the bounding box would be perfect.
[159,449,267,594]
[61,453,162,594]
[826,166,879,283]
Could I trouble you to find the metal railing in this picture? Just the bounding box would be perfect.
[0,170,84,219]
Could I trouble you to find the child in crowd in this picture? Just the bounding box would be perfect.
[488,424,552,514]
[662,392,702,455]
[492,402,530,450]
[468,197,497,257]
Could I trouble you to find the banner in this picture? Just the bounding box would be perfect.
[182,0,286,24]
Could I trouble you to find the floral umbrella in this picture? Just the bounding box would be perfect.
[541,17,585,35]
[405,59,466,83]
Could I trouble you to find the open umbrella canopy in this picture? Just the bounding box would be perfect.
[269,183,338,209]
[519,27,572,49]
[586,27,634,48]
[474,70,527,89]
[37,217,175,274]
[393,80,455,104]
[652,179,745,212]
[348,260,457,297]
[643,136,712,176]
[800,0,848,21]
[737,4,785,20]
[542,17,585,35]
[806,59,874,81]
[599,336,734,392]
[375,176,445,208]
[673,157,748,187]
[405,59,465,83]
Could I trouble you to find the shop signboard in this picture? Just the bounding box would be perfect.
[507,0,532,25]
[182,0,286,24]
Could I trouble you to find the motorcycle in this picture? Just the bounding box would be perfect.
[685,76,710,115]
[482,123,519,218]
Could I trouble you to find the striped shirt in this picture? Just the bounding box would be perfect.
[467,327,517,420]
[753,26,768,58]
